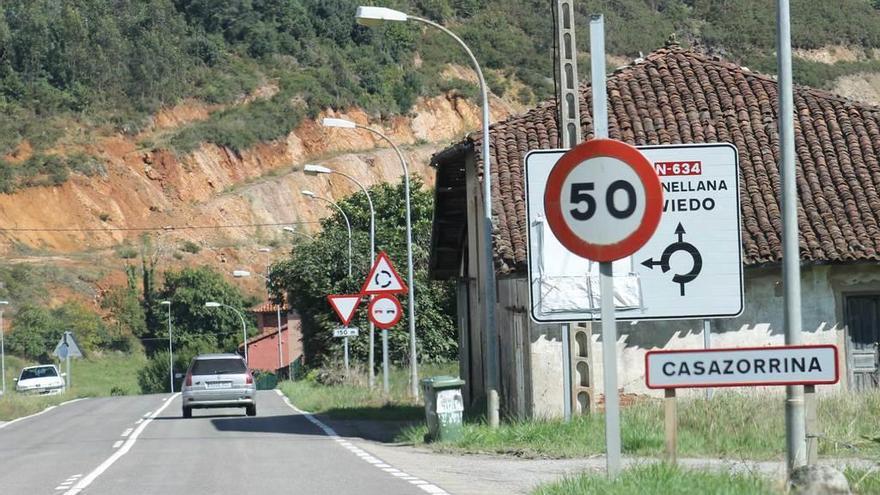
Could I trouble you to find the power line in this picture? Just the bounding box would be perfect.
[0,220,320,233]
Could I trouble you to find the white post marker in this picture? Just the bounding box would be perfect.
[544,57,663,484]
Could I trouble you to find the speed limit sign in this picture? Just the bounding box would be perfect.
[544,138,663,262]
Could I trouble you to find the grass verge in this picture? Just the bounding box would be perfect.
[0,352,146,421]
[279,363,457,420]
[399,391,880,460]
[532,464,777,495]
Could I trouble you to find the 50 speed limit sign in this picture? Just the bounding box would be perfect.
[544,139,663,261]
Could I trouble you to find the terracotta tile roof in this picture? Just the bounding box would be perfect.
[252,301,289,313]
[431,44,880,276]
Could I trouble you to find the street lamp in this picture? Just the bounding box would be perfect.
[159,301,174,393]
[205,302,249,365]
[0,300,8,396]
[302,163,380,390]
[281,226,316,240]
[318,118,419,399]
[302,190,353,277]
[356,5,499,423]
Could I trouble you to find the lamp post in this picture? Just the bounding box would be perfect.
[303,164,381,390]
[233,263,285,371]
[0,300,8,396]
[159,301,174,393]
[318,119,419,399]
[281,226,315,241]
[205,302,249,365]
[301,190,353,277]
[354,5,498,421]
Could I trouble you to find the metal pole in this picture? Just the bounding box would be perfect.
[168,305,174,393]
[314,196,354,277]
[225,305,249,365]
[0,310,5,397]
[355,126,419,399]
[267,254,283,372]
[410,14,499,426]
[703,320,711,400]
[344,336,350,373]
[590,14,620,478]
[777,0,806,475]
[382,328,390,393]
[331,171,377,387]
[562,326,572,420]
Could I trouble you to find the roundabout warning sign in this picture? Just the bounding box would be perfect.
[526,142,743,322]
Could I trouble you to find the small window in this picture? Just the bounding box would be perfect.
[191,358,246,375]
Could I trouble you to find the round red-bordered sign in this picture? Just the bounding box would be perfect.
[544,138,663,262]
[368,294,403,330]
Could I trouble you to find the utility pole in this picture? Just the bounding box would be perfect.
[777,0,807,475]
[553,0,586,421]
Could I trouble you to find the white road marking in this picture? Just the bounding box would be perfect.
[0,405,57,429]
[55,486,67,490]
[112,440,123,448]
[143,411,153,417]
[63,394,179,495]
[121,428,133,437]
[134,419,143,424]
[60,398,87,406]
[274,389,450,495]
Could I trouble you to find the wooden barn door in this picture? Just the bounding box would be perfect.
[845,295,880,391]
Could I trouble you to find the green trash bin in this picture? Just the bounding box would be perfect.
[421,376,465,442]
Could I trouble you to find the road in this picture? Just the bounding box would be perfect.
[0,391,447,495]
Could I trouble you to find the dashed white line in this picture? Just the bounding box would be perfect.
[135,418,143,424]
[63,394,179,495]
[121,428,133,437]
[274,389,450,495]
[112,440,123,448]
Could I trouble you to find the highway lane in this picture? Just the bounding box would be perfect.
[60,390,442,494]
[0,394,173,494]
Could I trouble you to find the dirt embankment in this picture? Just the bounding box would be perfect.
[0,92,514,258]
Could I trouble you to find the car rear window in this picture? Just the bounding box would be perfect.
[20,367,58,380]
[191,358,246,375]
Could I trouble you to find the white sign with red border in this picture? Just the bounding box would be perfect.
[327,294,361,326]
[526,143,742,322]
[645,345,839,389]
[361,251,408,295]
[543,138,663,262]
[368,294,403,329]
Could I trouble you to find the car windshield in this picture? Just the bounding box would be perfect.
[191,358,246,375]
[20,366,58,380]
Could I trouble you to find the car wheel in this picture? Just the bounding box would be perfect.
[246,405,256,417]
[182,407,192,419]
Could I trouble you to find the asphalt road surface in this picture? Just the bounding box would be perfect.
[0,391,446,495]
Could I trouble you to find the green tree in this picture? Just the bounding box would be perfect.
[269,177,457,368]
[6,301,112,361]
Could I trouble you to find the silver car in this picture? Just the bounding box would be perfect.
[181,353,256,418]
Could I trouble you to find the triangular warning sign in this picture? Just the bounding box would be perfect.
[361,251,408,295]
[327,294,362,326]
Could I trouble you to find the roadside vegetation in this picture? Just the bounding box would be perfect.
[0,353,145,421]
[279,362,456,420]
[531,464,777,495]
[399,392,880,461]
[3,1,880,187]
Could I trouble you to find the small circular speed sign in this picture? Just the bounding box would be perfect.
[368,294,403,330]
[544,138,663,262]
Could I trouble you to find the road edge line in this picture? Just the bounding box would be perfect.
[63,393,180,495]
[0,397,90,430]
[274,389,450,495]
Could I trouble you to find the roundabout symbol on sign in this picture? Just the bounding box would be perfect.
[368,294,403,330]
[641,223,703,296]
[544,138,663,262]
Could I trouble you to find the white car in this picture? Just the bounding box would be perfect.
[15,364,66,395]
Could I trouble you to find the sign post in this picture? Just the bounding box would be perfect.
[53,331,83,390]
[544,18,663,477]
[361,252,408,394]
[646,344,839,463]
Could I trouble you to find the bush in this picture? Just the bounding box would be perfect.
[180,241,201,254]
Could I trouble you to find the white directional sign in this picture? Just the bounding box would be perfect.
[526,143,743,322]
[333,327,360,338]
[645,345,839,389]
[361,251,408,295]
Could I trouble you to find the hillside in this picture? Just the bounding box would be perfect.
[4,0,880,309]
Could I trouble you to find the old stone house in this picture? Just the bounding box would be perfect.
[429,43,880,418]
